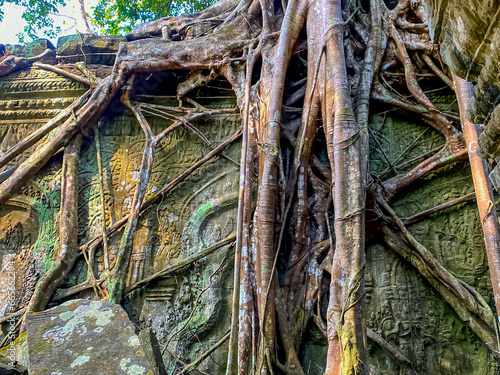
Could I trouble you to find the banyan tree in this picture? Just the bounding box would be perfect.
[1,0,500,374]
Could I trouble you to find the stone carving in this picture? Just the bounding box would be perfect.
[0,65,240,373]
[362,96,498,374]
[0,52,497,374]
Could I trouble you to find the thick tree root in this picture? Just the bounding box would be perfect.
[324,0,368,373]
[226,49,258,375]
[378,193,500,357]
[2,0,500,372]
[22,133,83,327]
[453,74,500,320]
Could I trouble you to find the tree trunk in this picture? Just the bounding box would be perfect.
[2,0,500,373]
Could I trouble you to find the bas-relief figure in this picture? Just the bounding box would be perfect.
[365,93,498,374]
[0,60,498,373]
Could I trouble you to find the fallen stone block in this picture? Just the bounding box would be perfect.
[138,328,167,375]
[26,299,154,375]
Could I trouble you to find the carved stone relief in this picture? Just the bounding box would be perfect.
[0,67,498,374]
[364,94,499,374]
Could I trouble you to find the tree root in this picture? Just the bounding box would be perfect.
[0,308,25,325]
[453,74,500,319]
[175,331,230,375]
[94,124,110,272]
[107,93,158,303]
[0,76,120,204]
[378,193,500,357]
[2,0,499,372]
[0,90,91,171]
[324,0,368,372]
[382,143,467,198]
[0,49,56,77]
[33,62,93,86]
[401,192,476,226]
[22,133,83,328]
[226,45,258,375]
[367,328,418,375]
[253,0,307,370]
[52,279,105,302]
[126,233,235,294]
[79,127,241,255]
[53,233,235,301]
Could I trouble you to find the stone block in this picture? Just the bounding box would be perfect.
[23,39,55,58]
[4,45,24,57]
[138,329,167,375]
[26,299,154,375]
[56,34,127,65]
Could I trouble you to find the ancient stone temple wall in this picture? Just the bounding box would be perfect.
[365,93,498,374]
[425,0,500,160]
[298,91,499,375]
[0,64,241,373]
[0,67,88,314]
[0,56,498,374]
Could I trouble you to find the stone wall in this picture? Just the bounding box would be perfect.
[0,61,240,373]
[366,94,498,374]
[0,37,498,373]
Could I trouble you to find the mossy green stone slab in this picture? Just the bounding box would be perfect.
[26,299,154,375]
[56,34,127,65]
[23,39,55,58]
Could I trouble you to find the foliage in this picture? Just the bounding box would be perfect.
[91,0,216,35]
[0,0,66,43]
[0,0,214,43]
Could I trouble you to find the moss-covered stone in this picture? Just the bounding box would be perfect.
[25,299,154,374]
[22,39,55,58]
[4,45,24,57]
[138,329,167,375]
[56,34,127,65]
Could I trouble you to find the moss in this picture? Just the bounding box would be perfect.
[0,331,27,362]
[41,252,56,272]
[190,201,214,226]
[29,338,53,356]
[59,311,75,321]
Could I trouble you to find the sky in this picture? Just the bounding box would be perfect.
[0,0,99,45]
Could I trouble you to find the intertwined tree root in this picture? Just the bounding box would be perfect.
[1,0,500,374]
